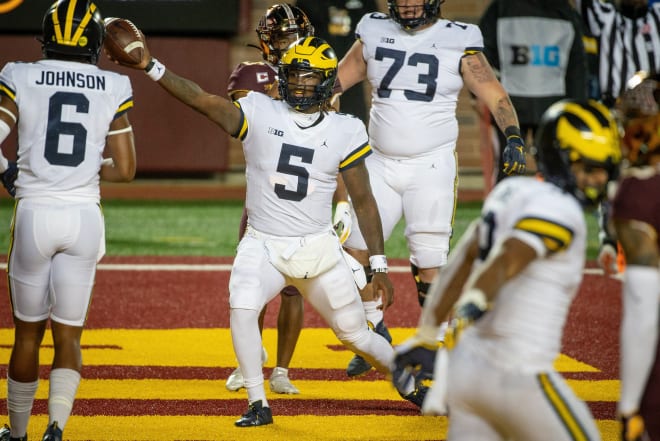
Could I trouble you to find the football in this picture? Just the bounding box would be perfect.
[103,17,145,67]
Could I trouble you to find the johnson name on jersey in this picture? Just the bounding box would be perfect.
[466,176,587,371]
[0,59,133,201]
[356,12,484,158]
[233,92,370,237]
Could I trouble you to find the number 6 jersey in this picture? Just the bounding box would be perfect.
[0,59,133,201]
[356,12,483,158]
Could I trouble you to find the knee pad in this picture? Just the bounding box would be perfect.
[411,263,431,307]
[333,309,365,343]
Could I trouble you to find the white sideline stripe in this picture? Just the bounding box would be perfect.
[0,262,610,275]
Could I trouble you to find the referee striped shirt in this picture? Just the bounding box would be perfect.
[576,0,660,103]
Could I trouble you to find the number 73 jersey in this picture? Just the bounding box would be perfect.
[234,92,370,237]
[0,59,133,201]
[356,13,484,158]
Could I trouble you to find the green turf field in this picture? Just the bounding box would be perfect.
[0,200,602,259]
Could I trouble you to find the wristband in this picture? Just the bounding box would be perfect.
[145,58,166,81]
[455,288,489,313]
[369,254,388,273]
[504,125,522,139]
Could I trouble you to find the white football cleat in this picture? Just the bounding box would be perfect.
[269,367,300,394]
[225,347,268,392]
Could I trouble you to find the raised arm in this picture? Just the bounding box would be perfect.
[148,61,243,136]
[108,33,242,136]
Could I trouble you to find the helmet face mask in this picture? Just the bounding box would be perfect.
[256,4,314,65]
[278,37,337,112]
[618,71,660,167]
[42,0,105,65]
[387,0,443,30]
[535,100,622,209]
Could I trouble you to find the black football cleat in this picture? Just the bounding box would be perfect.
[234,400,273,427]
[400,384,429,409]
[0,424,27,441]
[41,422,61,441]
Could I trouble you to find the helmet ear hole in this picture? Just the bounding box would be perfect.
[42,0,105,64]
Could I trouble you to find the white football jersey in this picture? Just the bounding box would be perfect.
[235,92,370,237]
[465,176,587,371]
[356,13,483,158]
[0,59,133,201]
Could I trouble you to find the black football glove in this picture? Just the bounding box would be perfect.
[1,161,18,197]
[391,334,438,394]
[445,301,488,350]
[621,413,648,441]
[502,134,526,175]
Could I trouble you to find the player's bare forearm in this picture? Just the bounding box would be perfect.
[157,69,241,135]
[614,219,660,267]
[468,237,537,302]
[462,53,520,133]
[342,162,384,256]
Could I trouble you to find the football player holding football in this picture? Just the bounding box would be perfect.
[107,32,428,427]
[224,2,315,398]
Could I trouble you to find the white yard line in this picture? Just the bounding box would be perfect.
[0,262,614,276]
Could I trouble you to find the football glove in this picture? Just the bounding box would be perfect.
[502,134,526,175]
[445,289,488,350]
[620,413,647,441]
[0,161,18,197]
[333,201,352,244]
[391,333,438,393]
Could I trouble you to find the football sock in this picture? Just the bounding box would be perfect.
[48,368,81,430]
[363,300,383,327]
[7,376,39,437]
[231,308,268,406]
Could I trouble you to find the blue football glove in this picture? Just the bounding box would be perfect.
[502,133,526,175]
[1,161,18,197]
[391,334,438,394]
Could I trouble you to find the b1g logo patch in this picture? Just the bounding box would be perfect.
[0,0,24,14]
[510,45,560,67]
